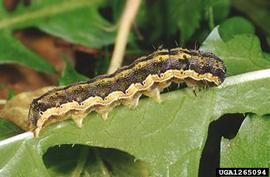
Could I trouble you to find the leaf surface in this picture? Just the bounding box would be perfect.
[201,27,270,76]
[0,69,270,176]
[221,114,270,168]
[0,0,115,72]
[1,17,270,177]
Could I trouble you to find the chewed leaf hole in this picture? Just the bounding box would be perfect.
[43,144,150,176]
[199,113,245,177]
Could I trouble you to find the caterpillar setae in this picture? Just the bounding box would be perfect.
[28,48,226,136]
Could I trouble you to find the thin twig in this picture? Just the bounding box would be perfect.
[107,0,141,74]
[208,6,215,30]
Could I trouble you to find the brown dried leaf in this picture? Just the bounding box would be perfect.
[0,86,54,131]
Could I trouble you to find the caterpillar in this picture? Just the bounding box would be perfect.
[28,48,226,136]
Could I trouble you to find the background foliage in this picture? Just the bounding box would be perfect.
[0,0,270,177]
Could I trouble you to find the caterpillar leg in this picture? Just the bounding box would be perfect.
[143,88,162,103]
[186,79,200,96]
[72,113,87,127]
[96,106,114,120]
[34,127,41,137]
[122,93,142,109]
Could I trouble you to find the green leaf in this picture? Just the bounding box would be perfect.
[204,0,230,31]
[7,89,16,101]
[0,118,23,140]
[95,47,110,75]
[0,0,115,72]
[1,8,270,175]
[137,0,230,45]
[0,69,270,177]
[0,30,55,73]
[168,0,202,42]
[267,36,270,48]
[201,27,270,76]
[221,114,270,168]
[0,84,16,100]
[218,17,255,42]
[111,0,125,23]
[264,52,270,61]
[231,0,270,45]
[58,59,88,86]
[137,0,204,44]
[36,2,116,48]
[212,0,230,23]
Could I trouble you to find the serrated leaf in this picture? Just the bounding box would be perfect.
[201,27,270,76]
[1,17,270,176]
[0,0,115,72]
[36,1,116,48]
[0,69,270,177]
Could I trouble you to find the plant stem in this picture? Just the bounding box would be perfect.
[208,6,215,30]
[107,0,142,74]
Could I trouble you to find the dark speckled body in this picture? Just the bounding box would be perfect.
[28,48,226,130]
